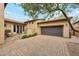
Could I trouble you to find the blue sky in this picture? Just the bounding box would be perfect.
[4,3,30,22]
[4,3,79,22]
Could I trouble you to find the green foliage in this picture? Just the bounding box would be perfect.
[19,3,79,33]
[19,3,79,19]
[21,35,29,39]
[21,33,37,39]
[32,32,37,36]
[5,29,11,33]
[5,29,11,37]
[20,3,41,19]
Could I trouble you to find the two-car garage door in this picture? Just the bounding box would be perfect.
[41,26,63,37]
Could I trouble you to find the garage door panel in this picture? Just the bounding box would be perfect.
[41,26,63,37]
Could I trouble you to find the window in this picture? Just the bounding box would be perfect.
[4,24,7,27]
[17,25,19,33]
[14,24,16,32]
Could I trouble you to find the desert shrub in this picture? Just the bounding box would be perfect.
[28,34,32,37]
[5,29,11,37]
[31,32,37,36]
[5,29,11,33]
[21,32,37,39]
[21,35,29,39]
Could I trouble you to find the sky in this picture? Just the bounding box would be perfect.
[4,3,30,22]
[4,3,79,22]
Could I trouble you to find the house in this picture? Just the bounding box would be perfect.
[24,17,72,38]
[4,18,25,34]
[4,17,73,38]
[0,4,4,47]
[0,3,78,48]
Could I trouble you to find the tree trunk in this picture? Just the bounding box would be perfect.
[59,8,79,33]
[4,3,7,8]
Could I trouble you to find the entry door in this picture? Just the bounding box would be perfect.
[41,26,63,37]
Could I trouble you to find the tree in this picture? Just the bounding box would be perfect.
[19,3,79,33]
[4,3,7,8]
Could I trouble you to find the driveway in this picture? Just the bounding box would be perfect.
[66,36,79,56]
[0,35,69,56]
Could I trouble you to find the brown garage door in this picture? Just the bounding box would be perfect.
[41,26,63,37]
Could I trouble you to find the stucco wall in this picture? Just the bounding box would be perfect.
[25,20,44,35]
[25,21,36,35]
[0,4,4,47]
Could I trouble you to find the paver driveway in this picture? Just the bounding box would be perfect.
[0,35,69,56]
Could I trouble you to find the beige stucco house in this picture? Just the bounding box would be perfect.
[0,3,79,48]
[4,17,73,38]
[24,17,72,38]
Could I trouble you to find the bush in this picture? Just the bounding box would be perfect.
[5,29,11,33]
[31,33,37,36]
[21,33,37,39]
[28,35,32,37]
[5,29,11,37]
[21,35,29,39]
